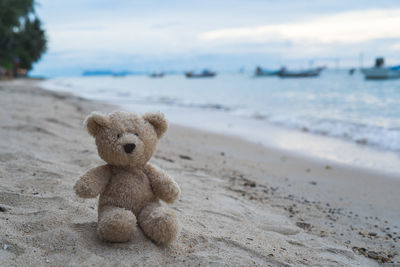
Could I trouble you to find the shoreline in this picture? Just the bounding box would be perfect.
[0,79,399,266]
[40,76,400,177]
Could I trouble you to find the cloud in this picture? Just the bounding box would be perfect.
[45,19,187,55]
[32,2,400,75]
[199,8,400,44]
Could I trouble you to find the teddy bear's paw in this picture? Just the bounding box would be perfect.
[166,182,181,203]
[74,180,98,198]
[98,206,137,243]
[158,180,181,204]
[138,203,179,245]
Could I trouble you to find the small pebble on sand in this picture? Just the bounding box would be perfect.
[179,155,192,160]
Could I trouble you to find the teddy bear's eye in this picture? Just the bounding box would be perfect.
[117,134,122,139]
[134,133,139,137]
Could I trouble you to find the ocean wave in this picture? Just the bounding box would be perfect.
[248,111,400,153]
[133,96,233,111]
[134,92,400,154]
[41,77,400,154]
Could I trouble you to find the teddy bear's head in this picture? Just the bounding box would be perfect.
[85,111,167,167]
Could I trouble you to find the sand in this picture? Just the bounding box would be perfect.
[0,79,399,266]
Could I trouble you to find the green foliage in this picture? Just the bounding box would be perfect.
[0,0,46,71]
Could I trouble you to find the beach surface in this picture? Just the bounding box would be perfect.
[0,79,399,266]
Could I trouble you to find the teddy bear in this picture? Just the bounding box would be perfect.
[73,111,181,245]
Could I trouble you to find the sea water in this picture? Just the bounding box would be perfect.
[41,70,400,175]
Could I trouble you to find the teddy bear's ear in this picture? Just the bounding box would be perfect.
[84,112,110,137]
[143,112,168,139]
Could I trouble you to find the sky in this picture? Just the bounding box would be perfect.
[30,0,400,77]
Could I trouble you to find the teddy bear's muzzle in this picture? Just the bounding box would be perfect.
[123,143,136,153]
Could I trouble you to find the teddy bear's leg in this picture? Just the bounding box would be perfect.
[97,205,136,242]
[138,202,179,245]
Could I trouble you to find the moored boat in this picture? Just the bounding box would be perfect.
[278,66,324,78]
[185,69,216,78]
[361,58,400,79]
[149,72,164,78]
[254,66,280,77]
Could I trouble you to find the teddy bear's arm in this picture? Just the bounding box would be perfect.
[74,165,112,198]
[145,163,181,204]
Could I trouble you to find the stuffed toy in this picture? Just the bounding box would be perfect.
[74,111,180,244]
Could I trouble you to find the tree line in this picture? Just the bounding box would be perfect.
[0,0,47,75]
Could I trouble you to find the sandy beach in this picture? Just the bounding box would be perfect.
[0,79,399,266]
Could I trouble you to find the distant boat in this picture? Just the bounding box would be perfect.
[149,72,164,78]
[361,58,400,79]
[278,66,324,78]
[254,66,280,77]
[185,69,216,78]
[82,70,132,77]
[82,70,114,76]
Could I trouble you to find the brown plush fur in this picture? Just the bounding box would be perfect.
[74,111,180,244]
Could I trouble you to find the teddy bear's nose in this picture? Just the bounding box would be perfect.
[123,143,136,153]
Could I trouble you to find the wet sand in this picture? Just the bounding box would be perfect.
[0,79,399,266]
